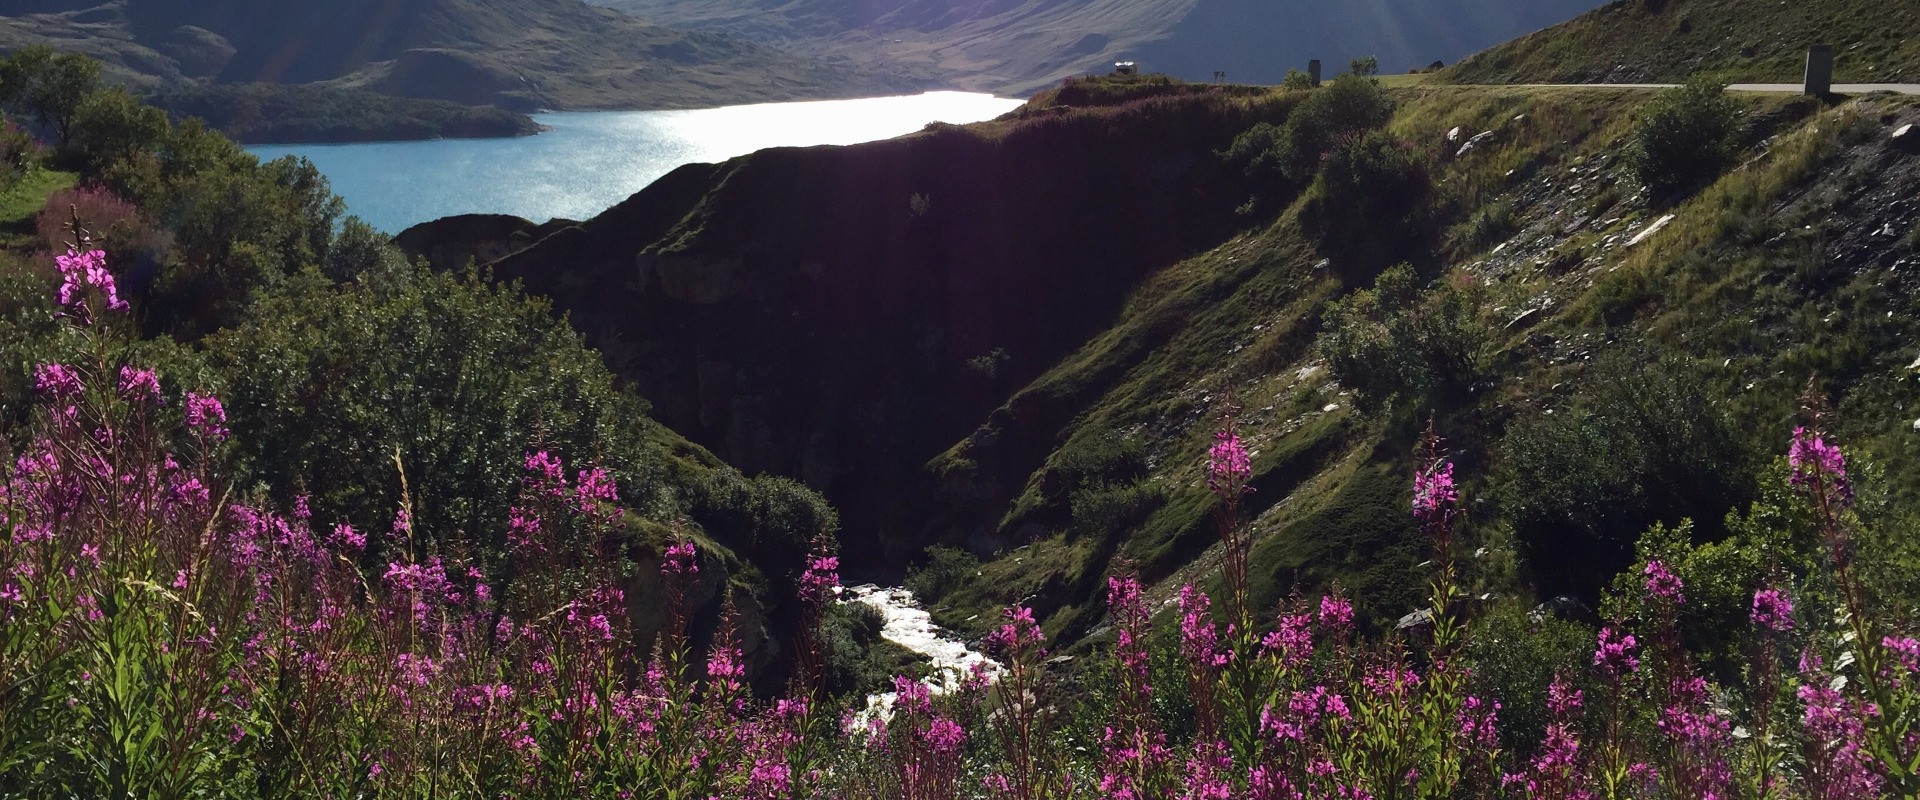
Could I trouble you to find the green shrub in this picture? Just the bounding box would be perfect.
[1462,605,1594,759]
[1625,78,1745,199]
[1317,264,1487,411]
[1223,73,1395,189]
[205,261,679,568]
[1498,353,1756,598]
[1317,129,1428,231]
[1070,481,1166,538]
[904,545,980,603]
[687,472,840,582]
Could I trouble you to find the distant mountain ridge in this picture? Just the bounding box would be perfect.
[0,0,917,112]
[591,0,1603,94]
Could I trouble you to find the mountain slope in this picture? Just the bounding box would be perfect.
[0,0,914,111]
[593,0,1600,93]
[1446,0,1920,84]
[399,80,1920,645]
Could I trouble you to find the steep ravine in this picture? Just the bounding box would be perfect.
[401,88,1297,571]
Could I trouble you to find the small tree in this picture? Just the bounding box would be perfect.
[1349,55,1380,77]
[0,44,103,148]
[1625,77,1745,200]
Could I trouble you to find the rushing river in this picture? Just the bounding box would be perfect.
[841,584,1002,721]
[246,91,1023,234]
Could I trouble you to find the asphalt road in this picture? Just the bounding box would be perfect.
[1526,83,1920,94]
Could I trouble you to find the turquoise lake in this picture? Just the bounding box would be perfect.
[247,91,1024,234]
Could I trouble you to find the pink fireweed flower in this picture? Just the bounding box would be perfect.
[1643,561,1684,606]
[1178,585,1228,669]
[986,605,1045,655]
[525,450,565,490]
[574,465,619,515]
[32,363,82,398]
[1458,696,1501,750]
[506,506,542,552]
[1412,460,1457,523]
[1206,428,1251,497]
[927,716,966,754]
[1750,588,1794,632]
[1885,636,1920,675]
[183,392,228,440]
[1109,576,1154,687]
[1798,678,1884,799]
[117,366,161,404]
[1262,611,1314,670]
[1593,627,1640,679]
[54,248,127,314]
[1788,426,1852,505]
[331,523,366,553]
[798,554,840,606]
[662,541,698,576]
[1318,593,1354,631]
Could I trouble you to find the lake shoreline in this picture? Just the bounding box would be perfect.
[247,92,1024,232]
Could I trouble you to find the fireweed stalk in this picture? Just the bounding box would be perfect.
[1205,406,1269,763]
[983,605,1075,800]
[1100,575,1176,799]
[1411,421,1468,799]
[1790,387,1920,794]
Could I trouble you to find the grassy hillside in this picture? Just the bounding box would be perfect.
[402,76,1920,654]
[1447,0,1920,84]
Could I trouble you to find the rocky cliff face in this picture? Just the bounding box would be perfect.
[402,90,1294,569]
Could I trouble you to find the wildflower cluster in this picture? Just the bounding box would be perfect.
[11,253,1920,799]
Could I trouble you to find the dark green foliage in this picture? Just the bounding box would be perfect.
[1223,74,1396,189]
[1071,482,1166,539]
[1452,199,1517,254]
[103,120,346,337]
[67,89,169,171]
[147,83,540,145]
[0,45,103,148]
[1316,130,1429,233]
[818,601,927,698]
[687,472,840,583]
[1625,78,1745,200]
[1317,264,1487,411]
[1042,431,1164,538]
[1498,354,1757,599]
[904,545,981,603]
[1053,432,1150,490]
[1462,605,1594,758]
[1349,56,1381,77]
[203,261,680,567]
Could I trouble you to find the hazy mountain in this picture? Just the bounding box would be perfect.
[0,0,917,111]
[591,0,1603,94]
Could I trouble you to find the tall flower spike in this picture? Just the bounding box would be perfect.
[1207,428,1252,497]
[1788,425,1852,506]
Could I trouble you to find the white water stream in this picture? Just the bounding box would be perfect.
[839,584,1003,721]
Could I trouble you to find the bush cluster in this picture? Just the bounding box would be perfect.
[1625,78,1746,200]
[1316,263,1489,411]
[1497,354,1756,598]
